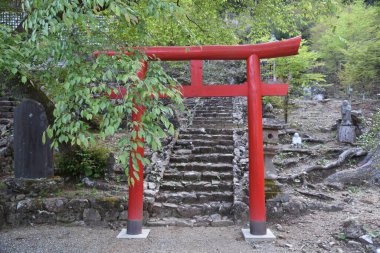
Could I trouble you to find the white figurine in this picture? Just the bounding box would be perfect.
[292,133,302,148]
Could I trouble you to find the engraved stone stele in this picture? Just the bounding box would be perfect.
[14,99,53,178]
[338,100,356,144]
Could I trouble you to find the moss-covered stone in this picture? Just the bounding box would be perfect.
[265,179,282,199]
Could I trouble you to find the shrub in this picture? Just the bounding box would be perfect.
[358,109,380,150]
[56,146,110,179]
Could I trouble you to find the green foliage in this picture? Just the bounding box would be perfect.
[226,0,337,42]
[56,146,109,179]
[265,42,326,94]
[358,109,380,150]
[262,96,284,109]
[0,0,338,184]
[337,232,347,240]
[0,0,186,184]
[311,2,380,93]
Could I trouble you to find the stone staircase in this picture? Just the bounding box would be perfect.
[0,97,18,173]
[148,98,237,226]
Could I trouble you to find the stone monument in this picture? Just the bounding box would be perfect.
[338,100,356,144]
[14,99,53,178]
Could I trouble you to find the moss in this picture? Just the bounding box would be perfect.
[31,199,44,209]
[0,182,7,190]
[96,196,120,203]
[265,179,281,199]
[94,196,122,209]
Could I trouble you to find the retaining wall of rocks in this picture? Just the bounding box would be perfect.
[0,178,156,229]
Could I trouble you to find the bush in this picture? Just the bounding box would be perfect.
[358,109,380,150]
[56,146,110,179]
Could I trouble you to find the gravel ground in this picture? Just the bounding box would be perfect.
[1,186,379,253]
[0,225,288,253]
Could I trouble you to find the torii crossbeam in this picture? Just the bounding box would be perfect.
[101,36,301,239]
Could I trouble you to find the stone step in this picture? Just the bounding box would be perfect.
[0,106,14,112]
[190,124,239,130]
[0,101,17,107]
[175,139,234,147]
[173,146,234,154]
[0,112,13,119]
[155,191,234,204]
[150,201,233,218]
[172,149,192,155]
[147,217,196,227]
[170,153,234,163]
[147,216,234,227]
[170,162,233,172]
[180,128,234,135]
[193,146,234,153]
[178,134,232,141]
[197,102,234,106]
[192,115,233,120]
[160,180,233,192]
[195,112,233,118]
[0,97,17,101]
[195,110,234,114]
[191,119,235,124]
[0,119,12,125]
[163,170,233,181]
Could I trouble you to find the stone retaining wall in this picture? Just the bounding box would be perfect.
[0,178,156,229]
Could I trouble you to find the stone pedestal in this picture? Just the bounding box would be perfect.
[338,125,356,144]
[264,146,277,179]
[263,119,283,180]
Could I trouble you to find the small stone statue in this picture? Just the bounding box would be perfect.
[338,100,356,143]
[263,102,275,118]
[292,133,302,148]
[341,100,352,126]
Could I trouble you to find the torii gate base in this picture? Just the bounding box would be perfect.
[242,228,276,241]
[101,37,301,241]
[117,228,150,239]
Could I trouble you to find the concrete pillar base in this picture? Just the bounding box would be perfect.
[242,228,276,241]
[117,228,150,239]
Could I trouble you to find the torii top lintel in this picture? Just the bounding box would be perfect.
[139,36,301,61]
[102,36,301,99]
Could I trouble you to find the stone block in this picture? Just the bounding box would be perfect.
[66,199,90,212]
[83,208,101,224]
[33,210,56,224]
[43,198,67,213]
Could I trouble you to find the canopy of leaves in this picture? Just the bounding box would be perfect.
[0,0,339,183]
[311,2,380,94]
[267,42,326,94]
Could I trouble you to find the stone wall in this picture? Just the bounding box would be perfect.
[0,178,158,229]
[0,97,17,175]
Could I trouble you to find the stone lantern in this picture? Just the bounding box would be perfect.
[262,118,283,179]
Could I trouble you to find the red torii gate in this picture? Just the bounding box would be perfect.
[103,36,301,238]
